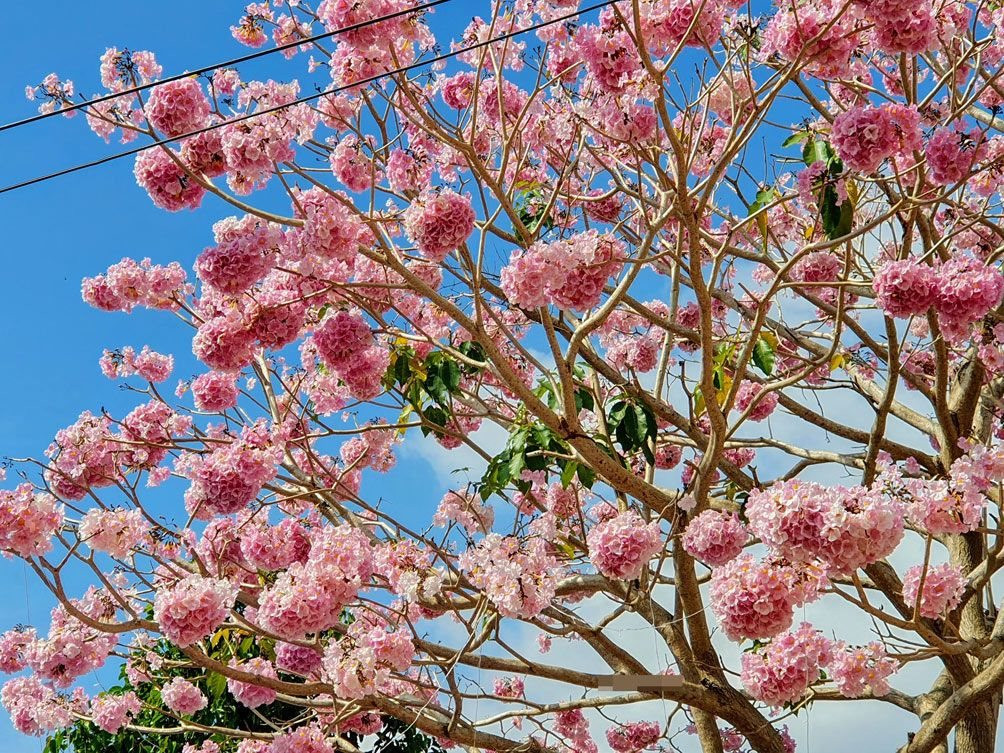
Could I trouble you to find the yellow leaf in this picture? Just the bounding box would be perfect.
[715,373,733,406]
[760,331,779,350]
[845,178,859,207]
[829,353,845,372]
[694,389,707,417]
[397,404,414,436]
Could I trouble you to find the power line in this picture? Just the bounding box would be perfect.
[2,0,451,133]
[0,0,615,197]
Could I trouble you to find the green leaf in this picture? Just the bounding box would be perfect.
[421,406,448,432]
[560,460,578,488]
[752,337,776,376]
[802,139,833,166]
[393,353,412,385]
[576,463,596,488]
[205,672,226,700]
[819,182,853,240]
[782,130,810,147]
[441,358,461,392]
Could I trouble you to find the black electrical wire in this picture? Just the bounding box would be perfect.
[1,0,451,133]
[0,0,616,197]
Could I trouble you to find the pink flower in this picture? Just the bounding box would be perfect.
[926,125,984,185]
[1,676,71,736]
[0,628,36,673]
[873,259,939,318]
[555,708,598,753]
[79,507,148,558]
[271,723,333,753]
[827,641,898,697]
[161,677,207,715]
[154,574,238,647]
[682,510,748,566]
[740,622,832,707]
[605,720,661,753]
[934,254,1004,335]
[709,554,796,641]
[145,78,211,137]
[322,616,415,700]
[196,215,282,295]
[275,642,323,676]
[192,314,257,372]
[257,525,374,639]
[227,657,278,708]
[831,104,921,173]
[191,371,240,412]
[0,484,63,557]
[500,230,625,311]
[402,190,476,262]
[734,382,778,421]
[587,510,662,580]
[313,310,374,372]
[134,147,204,211]
[459,534,561,618]
[902,562,967,619]
[91,692,141,733]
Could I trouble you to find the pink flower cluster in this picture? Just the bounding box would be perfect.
[459,534,561,618]
[0,485,63,557]
[745,480,905,574]
[861,0,936,54]
[555,708,598,753]
[153,574,238,647]
[322,618,415,700]
[275,642,322,676]
[310,309,388,399]
[78,507,148,558]
[161,677,207,715]
[500,231,625,311]
[740,622,832,707]
[227,657,278,708]
[827,641,898,697]
[709,555,821,641]
[100,345,174,382]
[283,187,370,264]
[902,562,967,619]
[434,490,494,534]
[239,516,311,571]
[831,104,921,173]
[761,0,861,78]
[402,190,476,262]
[25,590,118,687]
[0,628,35,673]
[134,147,205,211]
[82,257,190,313]
[271,723,333,753]
[196,215,282,295]
[1,676,71,736]
[682,510,748,566]
[873,259,939,318]
[926,125,984,186]
[493,676,525,698]
[145,78,211,137]
[734,381,778,422]
[181,423,281,517]
[256,524,374,639]
[934,254,1004,337]
[190,371,240,412]
[605,720,661,753]
[91,691,142,734]
[586,510,662,580]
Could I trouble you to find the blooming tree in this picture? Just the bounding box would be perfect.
[8,0,1004,752]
